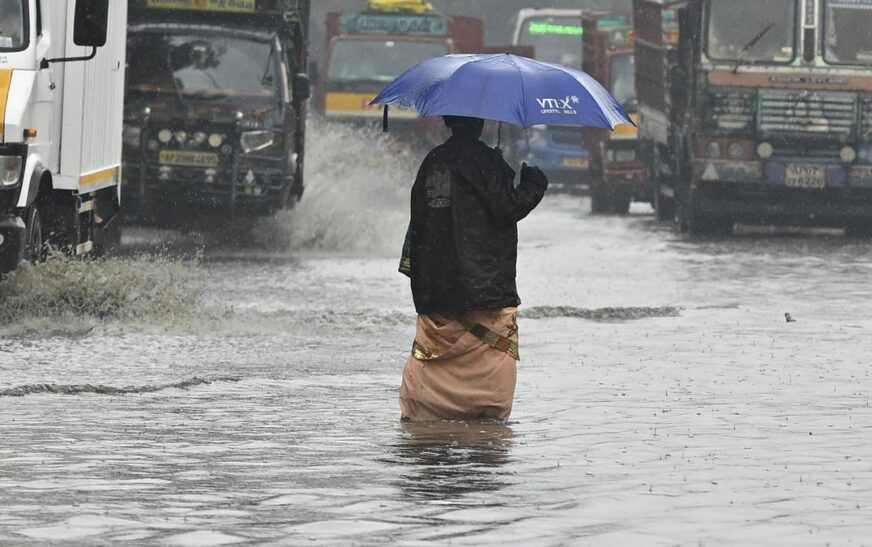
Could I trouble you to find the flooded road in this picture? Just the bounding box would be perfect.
[2,125,872,545]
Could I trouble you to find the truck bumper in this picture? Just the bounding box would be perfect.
[601,165,651,201]
[695,181,872,227]
[691,158,872,225]
[0,215,25,274]
[122,159,290,225]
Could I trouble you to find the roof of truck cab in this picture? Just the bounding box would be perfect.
[515,8,584,19]
[633,0,687,6]
[128,23,277,41]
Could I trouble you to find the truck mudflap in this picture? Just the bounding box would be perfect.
[0,215,25,274]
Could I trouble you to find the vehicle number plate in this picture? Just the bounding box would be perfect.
[784,164,826,189]
[563,158,590,168]
[159,150,219,168]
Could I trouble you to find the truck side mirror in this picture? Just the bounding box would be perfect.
[73,0,109,48]
[293,73,311,102]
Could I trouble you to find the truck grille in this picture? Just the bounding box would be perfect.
[709,90,756,132]
[759,90,856,140]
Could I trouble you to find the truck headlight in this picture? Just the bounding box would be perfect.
[841,146,857,163]
[240,130,274,153]
[122,125,141,147]
[208,133,225,148]
[1,156,22,187]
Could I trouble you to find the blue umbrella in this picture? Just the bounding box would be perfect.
[371,53,634,130]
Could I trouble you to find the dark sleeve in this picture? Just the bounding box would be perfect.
[401,158,431,278]
[461,146,549,225]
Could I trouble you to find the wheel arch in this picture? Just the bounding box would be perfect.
[16,154,48,209]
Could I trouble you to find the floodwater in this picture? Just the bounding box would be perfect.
[2,123,872,546]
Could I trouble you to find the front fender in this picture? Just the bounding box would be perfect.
[16,153,44,208]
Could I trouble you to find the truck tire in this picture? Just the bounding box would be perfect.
[681,186,733,237]
[654,181,675,222]
[611,193,631,215]
[22,206,46,263]
[590,183,609,214]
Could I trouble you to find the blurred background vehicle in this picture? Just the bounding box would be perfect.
[582,11,650,214]
[122,0,310,231]
[512,8,592,192]
[635,0,872,236]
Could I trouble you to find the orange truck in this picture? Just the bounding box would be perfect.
[582,11,649,214]
[314,1,485,147]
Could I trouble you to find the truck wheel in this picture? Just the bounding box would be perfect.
[682,187,733,237]
[654,181,675,222]
[611,194,631,215]
[22,206,46,263]
[590,183,609,214]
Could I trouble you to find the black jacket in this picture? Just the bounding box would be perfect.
[403,136,548,314]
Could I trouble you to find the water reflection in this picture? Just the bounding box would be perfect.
[390,422,515,501]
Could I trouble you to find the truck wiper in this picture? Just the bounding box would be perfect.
[732,22,774,74]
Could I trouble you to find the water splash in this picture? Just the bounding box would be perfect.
[253,119,418,253]
[522,306,681,322]
[0,255,200,331]
[0,376,240,398]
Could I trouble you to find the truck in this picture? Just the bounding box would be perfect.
[635,0,872,235]
[512,8,592,191]
[0,0,126,273]
[314,0,485,149]
[123,0,310,229]
[582,11,649,214]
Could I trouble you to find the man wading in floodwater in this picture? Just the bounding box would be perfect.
[399,116,549,422]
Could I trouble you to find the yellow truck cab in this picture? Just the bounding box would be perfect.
[315,0,484,148]
[0,0,127,273]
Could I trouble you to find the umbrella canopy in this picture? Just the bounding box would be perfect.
[371,53,634,130]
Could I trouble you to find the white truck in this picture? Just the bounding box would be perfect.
[0,0,126,273]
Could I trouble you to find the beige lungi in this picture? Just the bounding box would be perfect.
[399,308,519,422]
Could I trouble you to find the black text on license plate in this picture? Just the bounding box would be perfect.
[159,150,219,168]
[785,164,826,189]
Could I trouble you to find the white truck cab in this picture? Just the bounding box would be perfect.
[0,0,126,273]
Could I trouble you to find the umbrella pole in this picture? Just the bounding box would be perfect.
[497,121,502,149]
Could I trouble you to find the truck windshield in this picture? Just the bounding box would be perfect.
[706,0,796,64]
[610,53,636,109]
[127,33,279,99]
[0,0,26,50]
[824,0,872,64]
[517,16,583,68]
[327,39,448,84]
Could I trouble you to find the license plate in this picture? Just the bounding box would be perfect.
[159,150,219,168]
[615,150,636,163]
[784,164,826,189]
[563,158,590,168]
